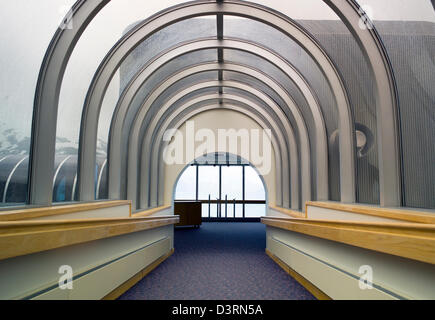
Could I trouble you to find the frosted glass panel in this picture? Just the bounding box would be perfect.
[356,0,435,208]
[0,0,76,206]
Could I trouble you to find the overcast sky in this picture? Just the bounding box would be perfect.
[0,0,434,150]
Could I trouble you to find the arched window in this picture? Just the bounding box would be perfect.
[174,153,266,219]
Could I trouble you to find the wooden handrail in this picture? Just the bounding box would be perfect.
[0,200,132,221]
[262,216,435,265]
[269,205,307,218]
[306,201,435,224]
[0,215,179,261]
[132,205,171,218]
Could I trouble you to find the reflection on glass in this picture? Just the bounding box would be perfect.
[97,162,108,200]
[0,0,77,206]
[53,155,77,203]
[0,156,29,205]
[175,166,196,200]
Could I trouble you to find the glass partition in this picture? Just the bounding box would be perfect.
[356,0,435,208]
[221,166,243,200]
[198,166,220,200]
[175,154,267,218]
[227,1,381,204]
[0,0,76,206]
[245,166,266,201]
[175,165,197,200]
[3,0,433,210]
[56,0,214,201]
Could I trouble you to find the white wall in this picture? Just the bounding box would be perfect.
[267,226,435,300]
[0,224,173,299]
[268,207,298,218]
[29,203,131,221]
[163,109,276,206]
[306,205,403,223]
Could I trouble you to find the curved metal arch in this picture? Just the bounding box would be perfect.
[136,92,289,210]
[140,83,299,209]
[32,0,400,207]
[119,63,301,209]
[75,2,358,205]
[153,98,287,210]
[327,0,401,206]
[131,87,294,209]
[108,40,327,206]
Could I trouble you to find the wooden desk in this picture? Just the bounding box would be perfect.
[174,201,202,227]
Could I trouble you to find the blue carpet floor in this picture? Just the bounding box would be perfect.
[119,222,315,300]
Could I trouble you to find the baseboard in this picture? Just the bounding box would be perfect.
[202,218,260,222]
[103,248,175,300]
[265,248,331,300]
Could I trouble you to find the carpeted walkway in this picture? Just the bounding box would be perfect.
[119,222,315,300]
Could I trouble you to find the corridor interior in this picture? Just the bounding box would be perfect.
[119,223,314,300]
[0,0,434,301]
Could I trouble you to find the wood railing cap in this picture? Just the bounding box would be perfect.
[0,215,179,261]
[261,216,435,265]
[0,200,132,221]
[132,205,172,218]
[261,216,435,230]
[0,215,179,229]
[305,201,435,224]
[269,205,307,218]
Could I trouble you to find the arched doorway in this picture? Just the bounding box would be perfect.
[173,152,267,222]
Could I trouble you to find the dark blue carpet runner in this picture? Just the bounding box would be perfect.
[119,222,315,300]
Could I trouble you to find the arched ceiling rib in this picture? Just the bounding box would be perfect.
[128,89,292,210]
[113,58,321,203]
[129,95,286,210]
[30,0,400,209]
[140,83,298,209]
[106,40,327,205]
[326,0,401,206]
[153,98,287,209]
[77,4,356,204]
[107,54,329,211]
[115,60,313,209]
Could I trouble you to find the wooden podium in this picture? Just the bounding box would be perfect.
[174,201,202,227]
